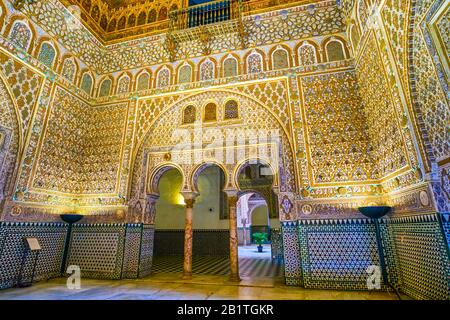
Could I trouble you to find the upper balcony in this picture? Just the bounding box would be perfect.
[168,0,244,43]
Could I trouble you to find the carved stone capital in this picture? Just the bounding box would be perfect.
[181,191,199,208]
[146,193,160,204]
[184,198,195,208]
[224,189,239,207]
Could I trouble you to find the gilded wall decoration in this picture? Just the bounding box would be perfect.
[64,0,180,42]
[130,87,298,210]
[0,50,43,140]
[298,70,375,186]
[381,0,411,99]
[32,86,90,194]
[37,42,57,69]
[16,0,345,73]
[8,20,32,52]
[0,0,447,221]
[408,0,449,164]
[0,76,20,205]
[32,86,128,195]
[356,32,409,180]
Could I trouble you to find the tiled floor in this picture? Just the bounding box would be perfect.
[152,245,283,278]
[0,276,404,300]
[0,245,408,300]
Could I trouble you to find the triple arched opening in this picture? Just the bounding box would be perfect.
[146,158,279,277]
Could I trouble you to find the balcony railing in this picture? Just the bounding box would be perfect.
[169,0,243,32]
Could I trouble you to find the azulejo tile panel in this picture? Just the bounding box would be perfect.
[281,221,302,286]
[386,214,450,300]
[441,213,450,249]
[67,224,126,280]
[270,228,284,261]
[121,224,142,279]
[138,224,154,278]
[297,219,381,291]
[0,222,68,289]
[0,222,156,289]
[281,215,449,299]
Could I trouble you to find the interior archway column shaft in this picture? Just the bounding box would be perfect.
[226,190,240,282]
[181,191,199,279]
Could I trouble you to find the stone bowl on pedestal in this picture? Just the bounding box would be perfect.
[358,206,392,219]
[60,213,84,224]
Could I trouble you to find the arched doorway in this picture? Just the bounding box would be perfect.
[236,160,284,282]
[188,163,230,276]
[151,167,185,274]
[248,193,280,245]
[129,89,296,281]
[150,163,232,277]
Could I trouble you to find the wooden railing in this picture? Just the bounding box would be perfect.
[169,0,243,32]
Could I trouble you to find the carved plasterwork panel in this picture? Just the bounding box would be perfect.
[130,82,297,204]
[31,86,128,196]
[298,70,375,187]
[17,0,345,73]
[410,0,450,164]
[381,0,411,99]
[0,74,20,203]
[0,51,43,139]
[357,32,410,180]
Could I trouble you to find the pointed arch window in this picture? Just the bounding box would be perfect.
[117,75,130,94]
[62,58,77,83]
[224,100,238,120]
[38,42,56,68]
[9,21,32,51]
[80,73,93,95]
[223,57,238,77]
[99,78,112,97]
[204,103,217,122]
[326,40,346,62]
[156,67,171,88]
[272,48,289,70]
[183,105,196,124]
[298,44,317,66]
[178,64,192,84]
[137,72,150,91]
[200,59,215,81]
[247,52,263,74]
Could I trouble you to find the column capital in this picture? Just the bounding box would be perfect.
[181,191,199,208]
[146,193,160,202]
[181,191,199,199]
[224,189,239,204]
[184,199,195,209]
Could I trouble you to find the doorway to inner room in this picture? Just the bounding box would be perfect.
[236,162,284,284]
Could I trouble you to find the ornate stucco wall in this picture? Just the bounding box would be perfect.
[0,0,448,222]
[0,0,448,298]
[341,0,449,215]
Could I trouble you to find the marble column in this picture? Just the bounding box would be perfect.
[181,192,198,279]
[226,190,240,282]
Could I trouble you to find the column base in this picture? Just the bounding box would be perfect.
[228,274,241,282]
[182,272,192,280]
